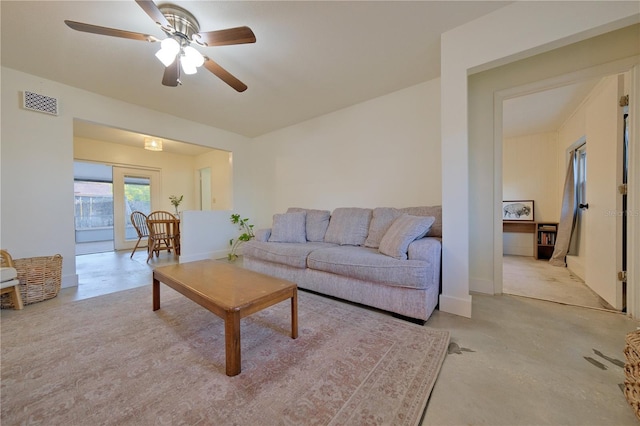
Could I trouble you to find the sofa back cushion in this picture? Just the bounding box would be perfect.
[379,214,436,260]
[268,211,307,243]
[287,208,331,242]
[324,207,372,246]
[364,207,403,248]
[399,206,442,238]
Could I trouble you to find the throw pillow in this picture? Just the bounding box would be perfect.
[287,208,331,242]
[379,214,436,260]
[324,207,372,246]
[364,207,402,248]
[268,211,307,243]
[399,206,442,238]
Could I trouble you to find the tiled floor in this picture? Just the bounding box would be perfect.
[52,248,180,306]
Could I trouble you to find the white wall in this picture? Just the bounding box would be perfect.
[193,149,233,211]
[503,132,560,222]
[247,79,442,229]
[503,132,560,256]
[1,67,251,288]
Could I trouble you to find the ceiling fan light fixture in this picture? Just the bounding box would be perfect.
[144,137,163,151]
[183,46,204,68]
[155,37,180,66]
[180,56,198,75]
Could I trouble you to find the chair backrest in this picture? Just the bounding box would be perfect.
[130,211,149,238]
[147,211,179,238]
[0,249,15,268]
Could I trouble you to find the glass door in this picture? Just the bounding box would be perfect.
[112,166,160,251]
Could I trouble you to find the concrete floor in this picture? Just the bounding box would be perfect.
[41,250,640,424]
[503,254,616,311]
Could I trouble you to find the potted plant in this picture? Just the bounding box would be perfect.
[228,213,254,261]
[169,195,183,216]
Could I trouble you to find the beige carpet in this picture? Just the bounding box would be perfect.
[1,285,449,425]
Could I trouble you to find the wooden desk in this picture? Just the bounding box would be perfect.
[503,221,558,259]
[503,221,536,234]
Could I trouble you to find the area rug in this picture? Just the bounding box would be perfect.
[1,285,449,425]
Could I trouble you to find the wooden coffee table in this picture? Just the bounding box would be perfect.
[152,260,298,376]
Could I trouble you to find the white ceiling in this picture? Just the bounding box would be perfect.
[503,79,601,139]
[2,1,601,148]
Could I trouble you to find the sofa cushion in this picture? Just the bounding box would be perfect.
[306,246,430,289]
[324,207,372,246]
[379,215,436,260]
[364,207,402,248]
[287,208,331,242]
[399,206,442,238]
[268,212,307,243]
[242,240,337,269]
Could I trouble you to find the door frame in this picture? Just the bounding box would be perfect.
[112,166,161,250]
[493,57,639,317]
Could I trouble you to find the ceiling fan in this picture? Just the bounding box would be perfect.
[64,0,255,92]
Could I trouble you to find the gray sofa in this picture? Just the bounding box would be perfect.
[242,206,442,322]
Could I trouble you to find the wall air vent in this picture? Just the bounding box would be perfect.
[23,91,59,116]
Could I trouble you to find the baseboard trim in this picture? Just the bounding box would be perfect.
[439,294,472,318]
[179,249,228,264]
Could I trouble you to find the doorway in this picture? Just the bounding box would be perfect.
[500,73,627,311]
[74,162,160,255]
[112,166,160,251]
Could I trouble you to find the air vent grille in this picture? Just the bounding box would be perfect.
[23,91,59,116]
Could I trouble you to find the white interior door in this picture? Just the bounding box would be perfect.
[584,75,625,309]
[112,166,161,251]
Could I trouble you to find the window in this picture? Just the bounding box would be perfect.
[576,144,587,207]
[74,180,114,243]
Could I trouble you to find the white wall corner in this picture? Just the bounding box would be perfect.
[439,294,472,318]
[470,277,495,295]
[62,274,79,288]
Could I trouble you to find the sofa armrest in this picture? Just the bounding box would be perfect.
[407,237,441,262]
[254,228,272,242]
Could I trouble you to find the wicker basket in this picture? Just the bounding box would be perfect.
[624,330,640,420]
[0,254,62,308]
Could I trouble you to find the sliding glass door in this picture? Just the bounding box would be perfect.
[112,166,160,251]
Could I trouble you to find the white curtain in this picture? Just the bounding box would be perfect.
[549,150,577,266]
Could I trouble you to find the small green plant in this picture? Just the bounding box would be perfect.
[228,213,255,261]
[169,195,183,215]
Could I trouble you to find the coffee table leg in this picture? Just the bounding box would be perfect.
[225,310,241,376]
[153,276,160,311]
[291,289,298,339]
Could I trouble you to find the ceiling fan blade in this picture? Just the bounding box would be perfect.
[194,26,256,47]
[135,0,171,29]
[162,60,180,87]
[64,20,159,42]
[203,57,247,92]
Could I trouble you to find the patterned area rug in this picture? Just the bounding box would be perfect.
[1,285,449,425]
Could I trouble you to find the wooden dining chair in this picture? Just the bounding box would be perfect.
[146,211,180,262]
[1,249,23,310]
[130,211,150,258]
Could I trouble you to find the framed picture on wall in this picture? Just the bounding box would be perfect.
[502,200,534,221]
